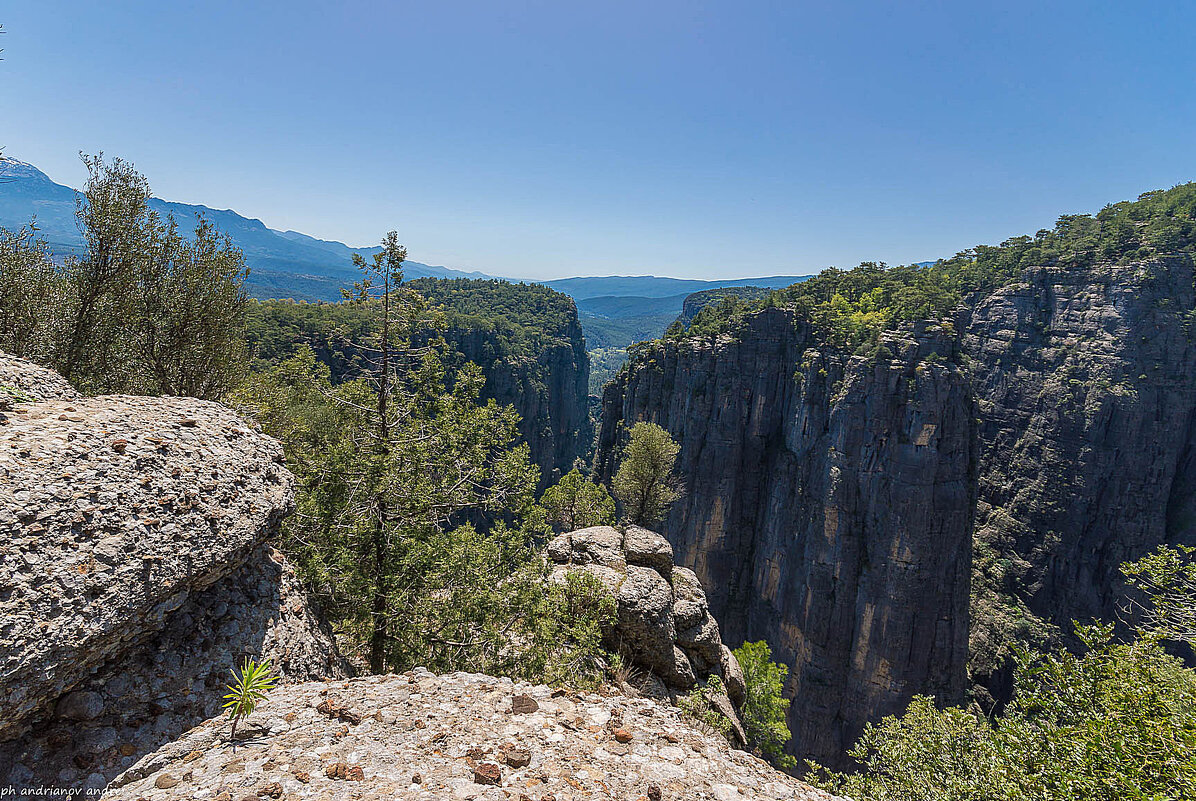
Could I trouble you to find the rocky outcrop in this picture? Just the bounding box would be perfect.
[596,314,975,767]
[104,670,836,800]
[547,526,749,742]
[596,255,1196,766]
[0,351,78,403]
[0,354,349,791]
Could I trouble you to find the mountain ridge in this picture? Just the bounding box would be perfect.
[0,157,812,305]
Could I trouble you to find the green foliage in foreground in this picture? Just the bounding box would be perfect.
[811,545,1196,801]
[222,657,277,749]
[679,675,735,741]
[612,421,681,526]
[1123,543,1196,648]
[734,640,797,770]
[541,468,616,532]
[234,342,615,686]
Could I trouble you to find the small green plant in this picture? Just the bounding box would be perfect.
[679,675,734,740]
[222,657,277,749]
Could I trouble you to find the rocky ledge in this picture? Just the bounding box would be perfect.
[0,354,348,791]
[549,526,748,742]
[105,670,835,801]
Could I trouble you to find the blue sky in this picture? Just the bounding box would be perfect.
[2,1,1194,280]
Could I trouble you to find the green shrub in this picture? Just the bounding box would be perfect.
[541,468,616,531]
[611,422,681,526]
[679,675,734,740]
[810,546,1196,801]
[734,640,797,770]
[222,657,277,749]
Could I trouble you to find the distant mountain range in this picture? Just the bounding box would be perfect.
[0,158,488,300]
[0,156,811,316]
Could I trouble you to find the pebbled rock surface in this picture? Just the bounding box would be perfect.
[0,544,348,791]
[0,353,350,791]
[548,526,749,743]
[0,352,79,403]
[596,315,974,768]
[104,670,836,801]
[0,387,293,738]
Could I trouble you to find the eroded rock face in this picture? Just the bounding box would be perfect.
[0,353,349,790]
[596,256,1196,767]
[596,316,975,767]
[104,671,836,801]
[548,526,749,742]
[1,389,294,737]
[0,544,347,791]
[447,320,591,489]
[960,257,1196,700]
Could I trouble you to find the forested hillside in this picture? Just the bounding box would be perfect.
[246,278,590,484]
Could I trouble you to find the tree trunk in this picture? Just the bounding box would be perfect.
[368,499,388,673]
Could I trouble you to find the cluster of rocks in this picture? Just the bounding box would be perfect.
[0,354,348,791]
[106,670,836,800]
[547,526,747,742]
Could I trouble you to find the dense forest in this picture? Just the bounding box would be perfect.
[246,278,582,379]
[245,275,591,482]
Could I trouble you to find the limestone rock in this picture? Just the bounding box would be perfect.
[0,383,295,739]
[616,566,678,675]
[624,525,674,575]
[0,353,78,404]
[595,314,974,767]
[595,256,1196,768]
[103,671,837,801]
[548,526,745,741]
[0,354,349,790]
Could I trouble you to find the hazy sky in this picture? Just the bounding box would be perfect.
[3,1,1194,280]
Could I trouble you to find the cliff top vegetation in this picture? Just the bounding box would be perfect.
[673,182,1196,351]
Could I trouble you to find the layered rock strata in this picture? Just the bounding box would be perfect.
[597,316,975,766]
[596,256,1196,765]
[960,256,1196,700]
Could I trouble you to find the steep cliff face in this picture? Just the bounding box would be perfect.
[961,255,1196,700]
[446,316,590,487]
[246,280,592,488]
[597,311,974,766]
[597,255,1196,766]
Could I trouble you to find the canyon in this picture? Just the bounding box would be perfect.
[596,255,1196,766]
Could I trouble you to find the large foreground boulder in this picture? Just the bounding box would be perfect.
[0,354,349,791]
[548,525,748,741]
[104,671,837,801]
